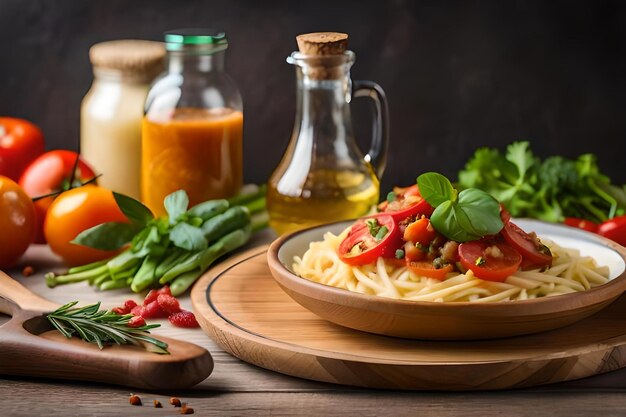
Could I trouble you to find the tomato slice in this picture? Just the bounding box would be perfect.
[378,184,434,221]
[598,215,626,247]
[564,217,599,233]
[458,240,521,282]
[406,261,453,280]
[500,220,552,270]
[338,214,402,266]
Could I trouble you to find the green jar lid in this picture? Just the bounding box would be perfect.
[164,28,227,51]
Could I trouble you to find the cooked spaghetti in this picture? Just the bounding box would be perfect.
[293,230,611,302]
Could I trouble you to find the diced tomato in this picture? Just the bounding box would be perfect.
[564,217,599,233]
[598,215,626,247]
[403,217,436,246]
[406,261,453,280]
[404,241,425,262]
[338,215,402,266]
[458,239,522,282]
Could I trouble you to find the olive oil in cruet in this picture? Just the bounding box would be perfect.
[267,32,389,234]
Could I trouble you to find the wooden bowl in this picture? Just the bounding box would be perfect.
[268,219,626,340]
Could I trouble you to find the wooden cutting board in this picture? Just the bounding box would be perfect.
[0,270,213,390]
[191,245,626,391]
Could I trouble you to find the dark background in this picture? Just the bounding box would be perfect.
[1,0,625,191]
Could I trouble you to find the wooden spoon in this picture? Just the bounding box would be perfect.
[0,270,213,390]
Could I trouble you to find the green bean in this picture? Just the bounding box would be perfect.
[130,255,161,292]
[202,206,250,242]
[67,259,107,274]
[161,227,250,284]
[46,264,109,288]
[99,278,131,291]
[170,269,203,296]
[155,249,191,278]
[187,199,229,221]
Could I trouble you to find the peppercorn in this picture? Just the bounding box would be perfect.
[22,265,34,277]
[129,394,142,406]
[180,403,194,414]
[170,397,182,407]
[154,400,162,408]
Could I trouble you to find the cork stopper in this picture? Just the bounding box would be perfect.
[296,32,348,56]
[295,32,349,80]
[89,40,165,81]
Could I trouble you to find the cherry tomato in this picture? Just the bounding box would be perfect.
[564,217,599,233]
[403,217,437,246]
[0,117,45,182]
[338,214,402,266]
[19,150,97,243]
[378,184,434,221]
[500,219,552,270]
[458,240,521,282]
[404,241,425,262]
[598,215,626,247]
[44,185,128,266]
[0,176,36,268]
[406,261,453,280]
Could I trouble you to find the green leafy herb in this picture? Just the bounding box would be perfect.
[46,301,169,354]
[72,222,138,251]
[386,191,396,203]
[169,222,208,251]
[164,190,189,225]
[113,192,154,226]
[375,226,389,241]
[395,249,405,259]
[458,141,626,223]
[475,256,485,266]
[417,172,503,242]
[366,218,380,237]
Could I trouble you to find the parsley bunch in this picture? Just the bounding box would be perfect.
[458,142,626,223]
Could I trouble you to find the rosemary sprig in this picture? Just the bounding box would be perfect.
[46,301,169,354]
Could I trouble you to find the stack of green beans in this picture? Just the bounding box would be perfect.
[46,185,268,296]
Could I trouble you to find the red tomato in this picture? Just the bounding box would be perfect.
[378,184,434,221]
[404,241,425,262]
[564,217,599,233]
[598,215,626,247]
[458,240,521,282]
[406,261,453,280]
[19,150,97,243]
[500,220,552,270]
[403,217,436,246]
[44,185,128,266]
[0,117,45,182]
[338,215,402,266]
[0,176,36,268]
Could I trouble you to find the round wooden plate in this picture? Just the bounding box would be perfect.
[191,245,626,390]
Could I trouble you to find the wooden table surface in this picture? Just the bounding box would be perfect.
[3,239,626,416]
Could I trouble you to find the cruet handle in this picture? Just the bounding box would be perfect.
[352,80,389,179]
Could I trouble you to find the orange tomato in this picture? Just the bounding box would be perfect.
[0,176,36,269]
[44,185,128,266]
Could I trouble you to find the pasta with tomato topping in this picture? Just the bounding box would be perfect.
[293,230,610,302]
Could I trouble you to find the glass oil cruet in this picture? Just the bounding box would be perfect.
[267,32,389,234]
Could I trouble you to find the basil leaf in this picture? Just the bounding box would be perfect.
[457,189,504,236]
[417,172,457,207]
[113,192,154,227]
[170,222,208,251]
[164,190,189,224]
[430,201,481,242]
[72,222,137,250]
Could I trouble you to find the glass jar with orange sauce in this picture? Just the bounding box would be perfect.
[142,29,243,215]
